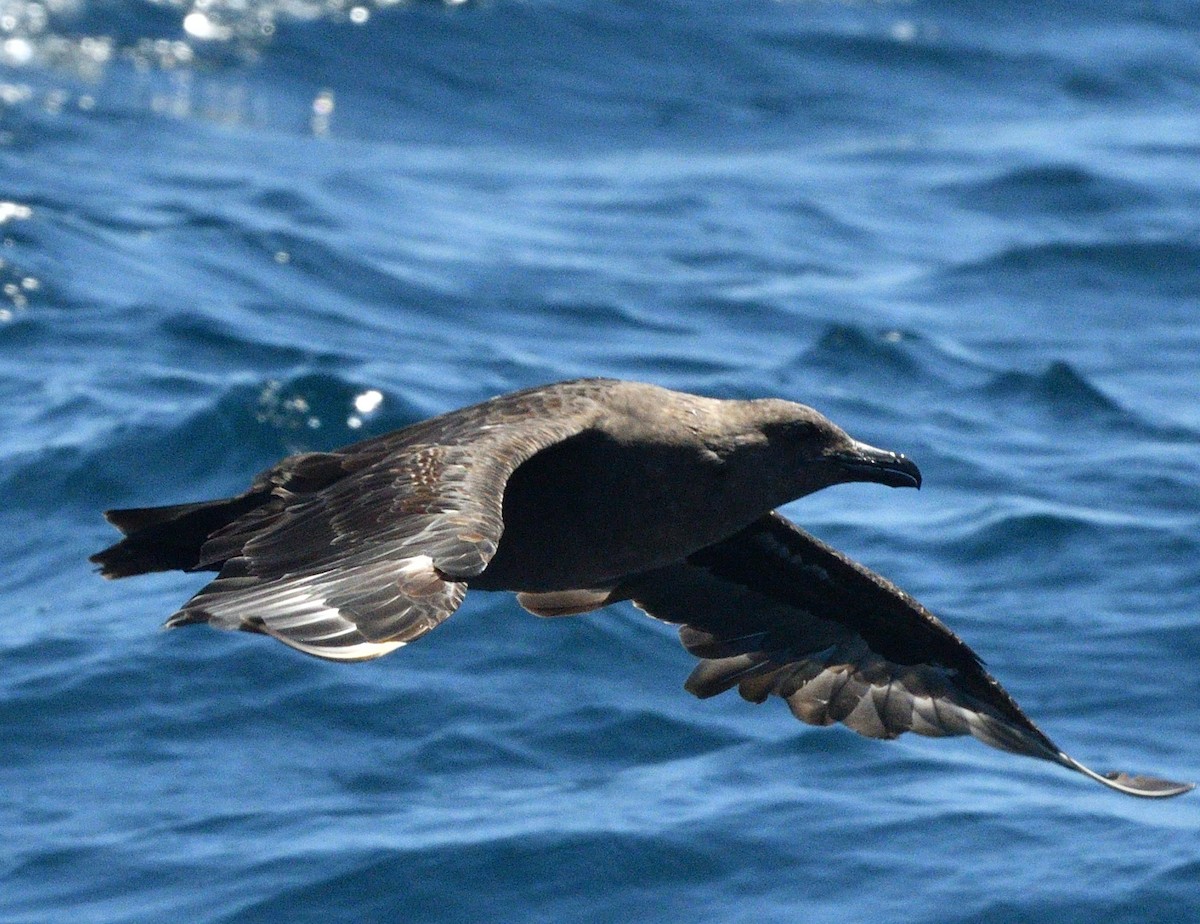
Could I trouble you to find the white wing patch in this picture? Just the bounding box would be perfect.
[167,554,460,662]
[262,635,407,663]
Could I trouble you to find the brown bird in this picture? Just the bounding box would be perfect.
[91,378,1191,798]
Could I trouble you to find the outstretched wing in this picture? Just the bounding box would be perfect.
[170,384,606,661]
[618,512,1191,798]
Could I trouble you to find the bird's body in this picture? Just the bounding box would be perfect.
[472,383,890,591]
[92,378,1191,798]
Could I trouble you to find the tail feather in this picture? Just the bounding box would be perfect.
[91,494,265,579]
[104,501,227,536]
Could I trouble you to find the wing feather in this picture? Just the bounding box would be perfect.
[170,382,607,660]
[621,512,1191,798]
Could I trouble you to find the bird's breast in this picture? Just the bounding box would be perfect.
[469,430,751,592]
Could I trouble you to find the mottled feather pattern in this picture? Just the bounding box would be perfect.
[169,381,609,657]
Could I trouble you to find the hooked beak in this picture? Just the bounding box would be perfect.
[828,440,922,489]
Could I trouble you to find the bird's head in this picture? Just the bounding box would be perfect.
[742,399,922,498]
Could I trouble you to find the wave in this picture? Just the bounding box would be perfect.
[4,0,1052,148]
[981,359,1127,419]
[937,239,1200,300]
[792,323,1011,415]
[967,360,1200,447]
[213,828,726,924]
[942,509,1097,565]
[944,164,1160,218]
[514,705,743,768]
[803,323,928,380]
[1,372,419,511]
[915,501,1200,580]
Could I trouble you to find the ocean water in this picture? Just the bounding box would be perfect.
[3,0,1200,920]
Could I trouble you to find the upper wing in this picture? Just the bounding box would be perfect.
[618,512,1191,798]
[170,384,606,661]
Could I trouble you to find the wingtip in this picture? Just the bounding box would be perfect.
[162,609,201,631]
[1100,773,1195,799]
[1057,752,1194,799]
[88,557,120,580]
[89,559,125,580]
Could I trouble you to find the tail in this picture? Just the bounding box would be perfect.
[90,495,265,579]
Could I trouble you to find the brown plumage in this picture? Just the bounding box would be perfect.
[91,378,1191,798]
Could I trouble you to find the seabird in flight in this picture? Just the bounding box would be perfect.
[91,378,1192,798]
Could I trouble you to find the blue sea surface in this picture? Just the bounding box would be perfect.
[2,0,1200,921]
